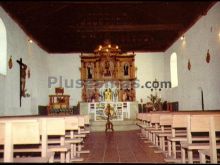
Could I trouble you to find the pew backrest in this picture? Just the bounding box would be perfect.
[159,114,172,126]
[64,116,79,131]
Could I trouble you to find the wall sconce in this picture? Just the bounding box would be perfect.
[28,39,33,43]
[180,35,185,40]
[181,35,186,46]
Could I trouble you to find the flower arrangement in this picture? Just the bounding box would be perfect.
[147,93,162,111]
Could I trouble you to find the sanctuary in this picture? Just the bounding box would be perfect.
[79,40,138,120]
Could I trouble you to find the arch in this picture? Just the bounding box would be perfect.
[170,52,178,88]
[0,18,7,75]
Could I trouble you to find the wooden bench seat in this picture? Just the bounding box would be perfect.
[0,120,55,163]
[181,142,220,150]
[167,136,187,142]
[136,112,220,164]
[180,115,220,163]
[13,157,51,163]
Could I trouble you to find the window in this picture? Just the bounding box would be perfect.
[170,52,178,88]
[0,18,7,75]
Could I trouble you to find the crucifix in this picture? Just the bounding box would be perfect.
[16,58,27,107]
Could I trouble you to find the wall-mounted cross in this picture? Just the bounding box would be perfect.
[16,58,27,107]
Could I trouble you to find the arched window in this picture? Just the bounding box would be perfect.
[0,18,7,75]
[170,52,178,88]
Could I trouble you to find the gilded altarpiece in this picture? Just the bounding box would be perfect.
[80,42,137,103]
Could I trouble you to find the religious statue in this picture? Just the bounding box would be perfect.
[122,89,127,102]
[113,89,119,102]
[130,88,135,101]
[104,88,112,102]
[104,61,111,77]
[124,63,129,76]
[87,64,93,79]
[94,88,101,102]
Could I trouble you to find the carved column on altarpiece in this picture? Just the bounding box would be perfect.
[118,81,123,101]
[131,80,136,101]
[118,60,122,79]
[129,60,134,79]
[82,62,86,80]
[82,82,87,102]
[96,61,100,79]
[115,60,119,79]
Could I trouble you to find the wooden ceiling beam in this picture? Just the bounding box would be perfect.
[71,24,183,32]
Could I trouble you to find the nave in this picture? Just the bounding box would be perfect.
[0,1,220,164]
[81,130,165,163]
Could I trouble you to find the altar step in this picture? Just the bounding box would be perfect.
[90,119,139,132]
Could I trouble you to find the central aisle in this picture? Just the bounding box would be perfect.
[81,130,166,163]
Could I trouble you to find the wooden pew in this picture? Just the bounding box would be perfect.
[0,119,54,163]
[75,115,90,157]
[0,115,90,163]
[64,116,85,161]
[180,114,220,163]
[198,116,220,163]
[165,114,188,163]
[39,117,71,163]
[164,111,220,163]
[0,116,74,163]
[136,113,150,139]
[154,113,173,154]
[136,111,220,163]
[142,111,170,145]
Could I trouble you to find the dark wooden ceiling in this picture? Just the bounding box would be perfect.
[0,1,216,53]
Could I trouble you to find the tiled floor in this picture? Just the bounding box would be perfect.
[81,130,166,163]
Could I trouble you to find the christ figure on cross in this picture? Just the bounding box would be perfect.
[21,64,27,97]
[17,58,27,98]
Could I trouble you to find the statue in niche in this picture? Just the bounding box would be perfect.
[104,61,111,77]
[126,88,131,101]
[113,89,119,102]
[122,89,128,102]
[94,88,101,102]
[87,63,93,79]
[104,88,112,102]
[82,87,87,102]
[130,88,135,101]
[124,63,129,76]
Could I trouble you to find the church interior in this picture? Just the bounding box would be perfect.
[0,1,220,163]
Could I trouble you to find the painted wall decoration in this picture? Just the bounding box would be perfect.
[188,59,191,71]
[8,56,13,69]
[206,49,210,63]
